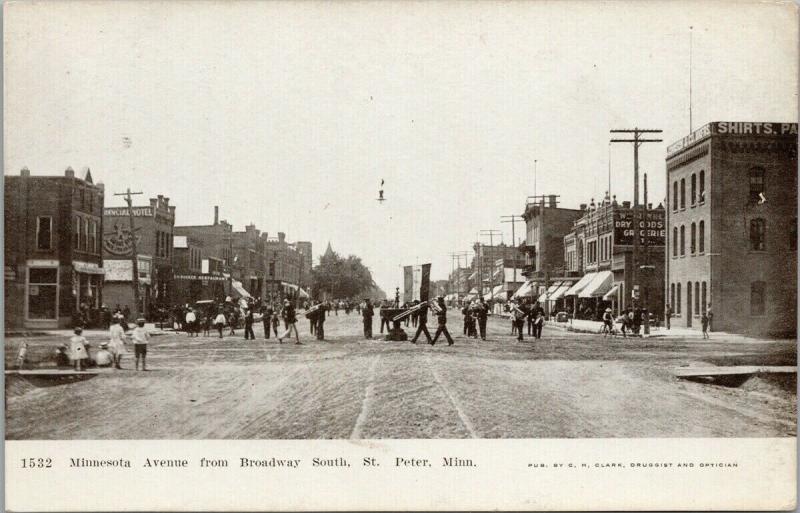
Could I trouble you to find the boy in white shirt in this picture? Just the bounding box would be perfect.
[131,318,150,371]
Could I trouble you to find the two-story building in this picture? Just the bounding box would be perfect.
[5,167,105,329]
[666,121,797,336]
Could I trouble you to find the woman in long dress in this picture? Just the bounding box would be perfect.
[108,318,127,369]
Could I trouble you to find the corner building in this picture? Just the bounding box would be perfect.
[666,121,797,337]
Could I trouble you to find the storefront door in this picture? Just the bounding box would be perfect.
[26,267,59,322]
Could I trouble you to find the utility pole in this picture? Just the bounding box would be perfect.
[447,251,469,301]
[480,229,502,301]
[500,215,524,288]
[610,128,663,311]
[114,188,144,319]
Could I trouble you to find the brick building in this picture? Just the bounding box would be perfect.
[174,206,235,297]
[666,121,797,336]
[264,232,307,301]
[232,224,265,298]
[102,195,175,319]
[171,236,227,305]
[5,167,105,329]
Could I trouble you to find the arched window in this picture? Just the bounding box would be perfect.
[694,282,700,314]
[750,218,766,251]
[699,170,706,203]
[676,283,681,314]
[698,220,705,253]
[687,281,693,317]
[751,281,765,316]
[680,225,685,256]
[673,181,678,211]
[749,167,765,204]
[672,227,678,257]
[690,222,696,254]
[701,282,707,314]
[680,178,686,209]
[670,283,675,310]
[691,174,697,205]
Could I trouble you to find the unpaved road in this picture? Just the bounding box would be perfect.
[5,313,796,439]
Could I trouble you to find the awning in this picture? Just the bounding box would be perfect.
[548,281,574,302]
[538,282,562,304]
[512,280,534,299]
[564,273,596,297]
[579,271,614,298]
[603,283,621,301]
[230,280,252,299]
[483,284,505,301]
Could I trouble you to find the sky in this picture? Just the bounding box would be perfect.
[5,1,798,293]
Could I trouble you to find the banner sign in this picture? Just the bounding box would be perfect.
[667,122,798,157]
[613,210,665,247]
[174,274,227,282]
[404,264,432,303]
[103,207,154,217]
[420,263,431,302]
[403,266,413,304]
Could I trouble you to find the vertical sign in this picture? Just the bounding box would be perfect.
[420,263,431,302]
[403,266,413,304]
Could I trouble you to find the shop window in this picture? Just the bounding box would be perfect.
[690,222,696,254]
[27,267,58,320]
[672,181,678,211]
[699,170,706,203]
[698,220,705,253]
[680,225,685,256]
[750,281,765,316]
[750,218,766,251]
[749,168,765,204]
[676,283,681,314]
[72,216,80,250]
[680,178,686,209]
[36,216,52,251]
[672,227,678,257]
[691,174,697,205]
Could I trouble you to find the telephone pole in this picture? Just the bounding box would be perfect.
[500,215,524,286]
[447,251,469,301]
[480,229,502,300]
[610,128,663,310]
[114,188,144,319]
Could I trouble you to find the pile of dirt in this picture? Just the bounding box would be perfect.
[740,373,797,400]
[5,375,37,398]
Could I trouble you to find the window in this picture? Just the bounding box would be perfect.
[699,170,706,203]
[670,283,675,310]
[36,216,52,251]
[691,174,697,205]
[701,281,707,314]
[156,231,161,257]
[81,218,89,251]
[680,225,685,256]
[672,181,678,211]
[672,227,678,257]
[27,267,58,320]
[694,282,700,314]
[698,220,705,253]
[690,222,696,254]
[749,167,765,204]
[676,283,682,314]
[680,178,686,209]
[72,216,80,250]
[750,218,766,251]
[750,281,765,316]
[87,220,96,254]
[791,217,797,251]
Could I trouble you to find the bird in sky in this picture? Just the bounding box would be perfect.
[377,179,385,202]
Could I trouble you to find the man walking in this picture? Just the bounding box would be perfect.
[243,307,255,340]
[316,301,327,341]
[665,304,672,330]
[475,297,489,341]
[261,302,273,339]
[362,298,374,339]
[380,300,391,334]
[410,300,433,344]
[185,307,197,337]
[278,300,301,344]
[431,296,454,346]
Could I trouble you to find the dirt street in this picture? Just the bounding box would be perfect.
[5,313,796,439]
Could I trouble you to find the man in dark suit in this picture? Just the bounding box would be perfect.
[410,300,432,344]
[261,302,273,339]
[316,301,327,340]
[362,299,374,339]
[431,296,454,346]
[475,297,489,340]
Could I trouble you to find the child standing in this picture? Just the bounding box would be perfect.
[701,312,710,339]
[108,318,127,369]
[69,327,89,371]
[214,310,226,339]
[271,307,280,338]
[131,318,150,371]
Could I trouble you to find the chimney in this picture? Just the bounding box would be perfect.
[579,203,587,211]
[278,232,286,243]
[622,201,631,209]
[548,194,557,208]
[214,206,219,225]
[65,166,75,178]
[20,167,30,177]
[647,203,653,210]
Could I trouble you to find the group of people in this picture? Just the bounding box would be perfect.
[62,316,151,372]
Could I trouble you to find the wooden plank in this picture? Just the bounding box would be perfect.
[5,369,110,376]
[675,366,796,378]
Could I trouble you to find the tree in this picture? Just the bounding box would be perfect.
[311,250,376,299]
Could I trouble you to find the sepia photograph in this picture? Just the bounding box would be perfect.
[3,0,797,510]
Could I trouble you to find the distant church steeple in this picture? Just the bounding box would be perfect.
[324,242,334,258]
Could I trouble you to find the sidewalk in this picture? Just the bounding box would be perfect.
[6,323,169,339]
